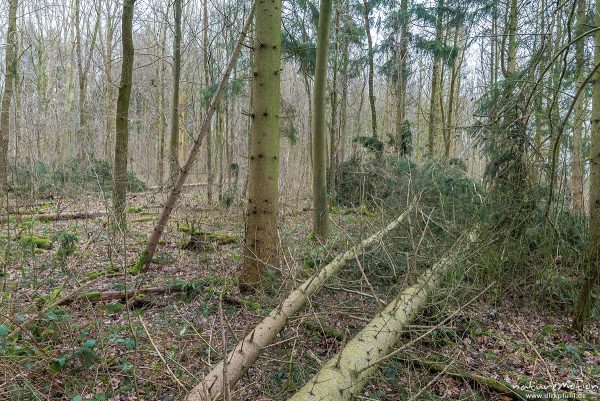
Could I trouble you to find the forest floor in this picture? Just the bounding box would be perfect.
[0,188,598,401]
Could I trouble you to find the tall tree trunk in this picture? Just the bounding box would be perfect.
[312,0,333,240]
[240,0,283,289]
[427,0,444,157]
[533,0,546,184]
[328,0,340,201]
[203,0,213,204]
[573,0,600,332]
[75,0,100,157]
[103,0,116,163]
[444,24,465,159]
[0,0,18,195]
[571,0,585,211]
[338,0,350,167]
[363,0,377,139]
[395,0,410,156]
[156,11,167,188]
[169,0,182,184]
[112,0,135,230]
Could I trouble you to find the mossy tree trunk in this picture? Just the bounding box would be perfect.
[112,0,135,230]
[363,0,377,139]
[312,0,333,240]
[168,0,182,185]
[240,0,283,289]
[427,0,444,157]
[0,0,18,196]
[328,0,340,200]
[395,0,410,156]
[338,0,350,167]
[444,24,465,159]
[573,0,600,332]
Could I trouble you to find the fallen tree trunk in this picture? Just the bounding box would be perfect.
[0,211,106,224]
[287,229,477,401]
[57,285,188,305]
[134,7,254,273]
[186,201,416,401]
[146,182,206,191]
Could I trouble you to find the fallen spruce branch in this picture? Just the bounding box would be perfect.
[396,353,528,401]
[286,228,478,401]
[185,199,417,401]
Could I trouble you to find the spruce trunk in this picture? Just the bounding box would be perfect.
[240,0,283,289]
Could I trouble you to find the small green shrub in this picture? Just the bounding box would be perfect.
[53,231,80,259]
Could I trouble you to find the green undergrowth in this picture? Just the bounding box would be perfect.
[335,156,592,315]
[11,157,147,198]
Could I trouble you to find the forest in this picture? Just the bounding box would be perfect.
[0,0,599,399]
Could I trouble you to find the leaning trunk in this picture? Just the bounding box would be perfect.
[136,9,254,271]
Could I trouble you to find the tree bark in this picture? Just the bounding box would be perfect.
[312,0,333,240]
[156,10,168,188]
[136,8,254,271]
[427,0,444,157]
[186,204,414,401]
[444,24,465,159]
[573,0,600,332]
[328,0,340,200]
[287,229,477,401]
[363,0,377,139]
[571,0,585,211]
[240,0,283,289]
[0,0,18,195]
[169,0,182,184]
[395,0,410,156]
[203,0,213,205]
[75,0,100,157]
[112,0,135,230]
